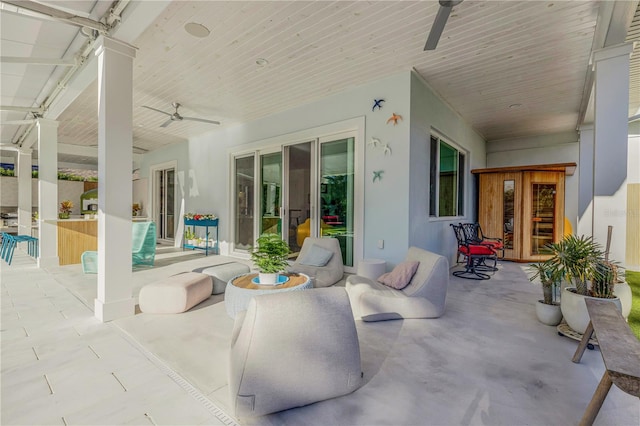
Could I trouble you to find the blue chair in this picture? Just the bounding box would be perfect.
[81,222,157,273]
[132,221,156,266]
[1,233,38,265]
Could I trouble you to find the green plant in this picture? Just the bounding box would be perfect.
[542,234,607,296]
[250,233,290,274]
[591,260,617,298]
[528,261,560,305]
[0,167,15,176]
[626,270,640,340]
[184,228,196,240]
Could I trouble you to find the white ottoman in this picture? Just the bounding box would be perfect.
[139,272,212,314]
[195,262,251,294]
[357,258,387,280]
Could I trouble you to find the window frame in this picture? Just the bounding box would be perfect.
[429,134,466,219]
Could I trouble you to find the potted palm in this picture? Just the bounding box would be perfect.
[250,233,290,285]
[542,234,622,334]
[528,261,562,326]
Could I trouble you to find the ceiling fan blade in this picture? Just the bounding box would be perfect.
[159,118,174,128]
[182,116,220,125]
[142,105,172,116]
[424,3,454,51]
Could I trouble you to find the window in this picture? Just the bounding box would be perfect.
[429,135,465,217]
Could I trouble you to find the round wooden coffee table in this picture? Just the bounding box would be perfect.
[225,272,312,319]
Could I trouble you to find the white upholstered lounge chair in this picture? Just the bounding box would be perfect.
[228,287,363,418]
[346,247,449,321]
[287,237,344,287]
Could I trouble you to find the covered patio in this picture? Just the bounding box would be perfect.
[2,249,638,425]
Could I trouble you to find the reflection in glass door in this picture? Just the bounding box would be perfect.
[234,156,255,251]
[260,152,282,237]
[155,168,175,241]
[284,142,312,256]
[320,137,355,266]
[531,183,556,254]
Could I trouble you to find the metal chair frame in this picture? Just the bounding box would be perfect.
[450,223,497,280]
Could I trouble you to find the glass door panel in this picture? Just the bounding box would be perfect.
[285,142,312,256]
[531,183,556,255]
[234,156,255,251]
[155,168,175,241]
[503,179,515,250]
[320,137,354,267]
[260,152,282,237]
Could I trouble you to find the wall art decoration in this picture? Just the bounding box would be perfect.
[373,170,384,182]
[368,137,381,148]
[380,143,391,156]
[372,99,385,111]
[387,113,402,125]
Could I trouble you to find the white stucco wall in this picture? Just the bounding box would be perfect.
[486,131,580,233]
[409,72,487,266]
[140,71,485,266]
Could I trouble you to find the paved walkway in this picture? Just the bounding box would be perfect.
[1,249,235,426]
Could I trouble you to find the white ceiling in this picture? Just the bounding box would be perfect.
[1,1,639,166]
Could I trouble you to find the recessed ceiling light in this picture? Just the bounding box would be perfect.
[255,58,269,66]
[509,103,523,109]
[184,22,210,38]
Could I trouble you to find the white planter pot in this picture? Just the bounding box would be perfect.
[614,281,632,320]
[535,300,562,326]
[187,239,195,246]
[560,287,622,334]
[258,273,279,285]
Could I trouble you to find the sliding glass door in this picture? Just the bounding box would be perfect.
[260,151,282,237]
[154,167,175,241]
[284,141,312,256]
[231,133,356,268]
[319,137,354,266]
[234,156,255,251]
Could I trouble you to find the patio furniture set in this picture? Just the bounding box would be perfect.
[136,236,450,418]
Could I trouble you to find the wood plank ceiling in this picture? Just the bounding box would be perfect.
[2,1,639,162]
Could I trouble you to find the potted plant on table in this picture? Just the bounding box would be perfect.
[250,233,290,285]
[529,261,562,326]
[59,200,73,219]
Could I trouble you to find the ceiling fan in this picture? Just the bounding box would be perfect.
[141,102,220,128]
[424,0,463,51]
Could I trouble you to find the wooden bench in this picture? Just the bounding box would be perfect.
[572,298,640,426]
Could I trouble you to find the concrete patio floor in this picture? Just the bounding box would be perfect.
[2,246,639,425]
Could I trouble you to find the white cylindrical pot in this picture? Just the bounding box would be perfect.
[535,301,562,326]
[614,282,632,320]
[561,287,622,334]
[258,272,278,285]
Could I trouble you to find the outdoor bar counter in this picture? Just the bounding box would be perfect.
[44,217,97,265]
[43,216,151,265]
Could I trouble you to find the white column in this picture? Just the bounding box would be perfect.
[94,36,136,322]
[16,149,32,236]
[577,125,594,238]
[591,42,634,264]
[36,119,59,268]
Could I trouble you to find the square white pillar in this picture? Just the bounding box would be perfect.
[577,125,594,238]
[36,119,59,268]
[591,42,634,264]
[94,36,137,322]
[17,149,32,236]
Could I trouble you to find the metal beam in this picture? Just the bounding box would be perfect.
[0,0,108,33]
[1,56,76,66]
[0,105,43,113]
